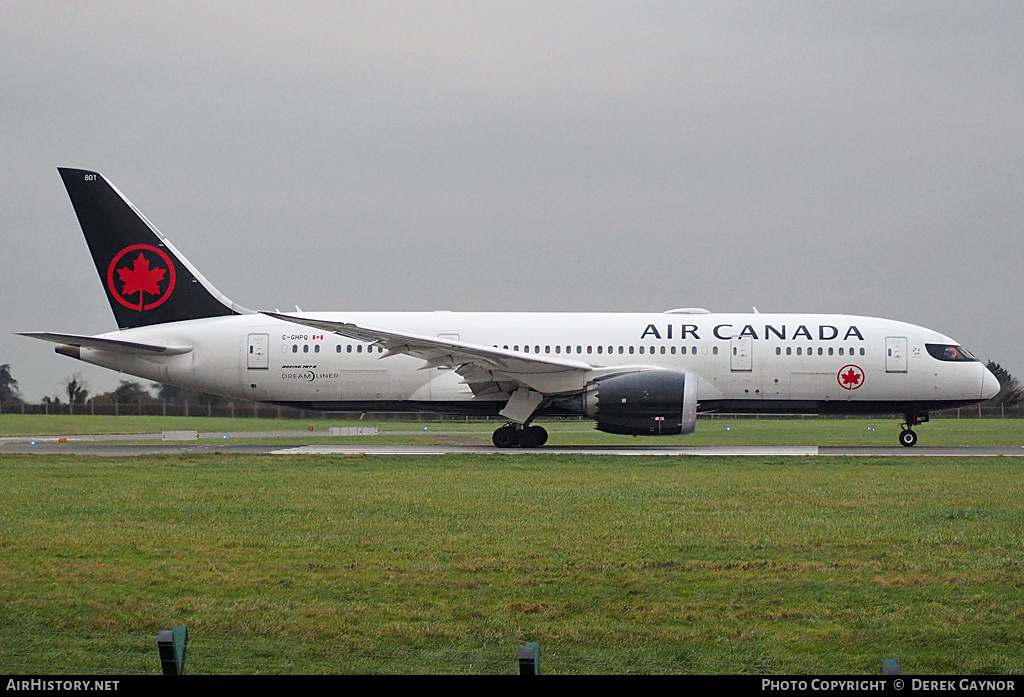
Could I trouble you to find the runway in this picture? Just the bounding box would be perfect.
[1,432,1022,457]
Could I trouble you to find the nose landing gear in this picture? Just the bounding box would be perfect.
[899,412,929,447]
[492,423,548,449]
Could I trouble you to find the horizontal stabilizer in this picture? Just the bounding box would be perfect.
[18,332,193,356]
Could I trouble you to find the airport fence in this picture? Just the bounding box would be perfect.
[1,401,1021,420]
[0,400,480,421]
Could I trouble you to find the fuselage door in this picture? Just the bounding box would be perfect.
[885,336,907,373]
[247,333,270,370]
[731,335,753,372]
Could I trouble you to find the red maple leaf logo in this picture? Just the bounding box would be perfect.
[838,366,865,390]
[106,244,176,312]
[117,253,166,304]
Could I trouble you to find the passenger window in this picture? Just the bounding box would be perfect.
[628,346,634,354]
[347,345,352,353]
[776,347,781,355]
[797,347,802,356]
[839,348,844,356]
[357,345,362,353]
[524,345,530,353]
[555,346,560,354]
[639,346,645,354]
[818,347,823,356]
[859,348,865,356]
[314,345,320,353]
[712,346,718,355]
[597,346,603,354]
[292,344,298,353]
[828,347,833,356]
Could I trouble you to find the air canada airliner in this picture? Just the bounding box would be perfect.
[20,168,1000,448]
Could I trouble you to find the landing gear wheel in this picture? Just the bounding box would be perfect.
[519,425,548,448]
[898,412,927,448]
[492,426,519,449]
[899,429,918,448]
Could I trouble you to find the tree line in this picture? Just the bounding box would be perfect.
[0,365,229,410]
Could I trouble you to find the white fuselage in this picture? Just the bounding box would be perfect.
[75,311,993,415]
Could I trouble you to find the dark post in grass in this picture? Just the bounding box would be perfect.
[519,642,540,675]
[158,625,189,675]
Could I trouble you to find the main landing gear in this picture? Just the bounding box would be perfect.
[492,423,548,449]
[899,412,929,447]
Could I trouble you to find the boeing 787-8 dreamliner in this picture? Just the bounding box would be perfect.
[20,168,1000,448]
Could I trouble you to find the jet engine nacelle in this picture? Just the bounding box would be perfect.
[583,368,698,436]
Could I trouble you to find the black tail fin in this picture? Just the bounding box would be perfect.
[58,168,246,329]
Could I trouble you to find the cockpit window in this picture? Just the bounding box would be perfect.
[925,344,978,362]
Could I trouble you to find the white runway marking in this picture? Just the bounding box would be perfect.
[271,445,821,456]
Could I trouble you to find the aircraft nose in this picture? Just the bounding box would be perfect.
[981,365,1000,400]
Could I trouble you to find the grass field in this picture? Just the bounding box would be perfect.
[2,449,1023,674]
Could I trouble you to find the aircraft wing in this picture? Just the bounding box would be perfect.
[262,312,592,396]
[18,332,193,356]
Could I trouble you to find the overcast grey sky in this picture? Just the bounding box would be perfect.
[2,1,1022,401]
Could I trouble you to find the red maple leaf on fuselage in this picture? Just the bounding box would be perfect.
[841,368,862,386]
[117,253,166,309]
